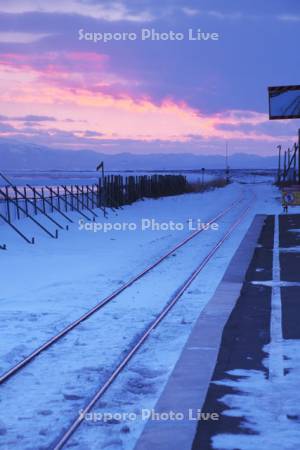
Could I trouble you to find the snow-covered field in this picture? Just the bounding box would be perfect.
[0,174,298,449]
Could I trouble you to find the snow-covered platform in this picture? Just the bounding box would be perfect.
[135,214,300,450]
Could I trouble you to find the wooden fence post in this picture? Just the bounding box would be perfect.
[56,186,60,211]
[41,187,46,213]
[50,187,54,213]
[24,187,29,217]
[14,187,20,220]
[33,187,38,215]
[71,185,74,211]
[63,186,68,212]
[5,186,11,223]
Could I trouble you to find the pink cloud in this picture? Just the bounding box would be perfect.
[0,52,108,73]
[0,51,290,151]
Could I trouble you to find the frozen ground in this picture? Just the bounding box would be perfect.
[211,340,300,450]
[0,174,299,449]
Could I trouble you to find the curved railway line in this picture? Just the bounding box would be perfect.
[0,192,255,450]
[0,194,244,386]
[53,196,253,449]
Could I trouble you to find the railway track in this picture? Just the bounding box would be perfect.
[0,195,245,386]
[52,197,253,449]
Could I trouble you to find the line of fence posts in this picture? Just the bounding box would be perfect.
[101,174,187,207]
[0,175,187,226]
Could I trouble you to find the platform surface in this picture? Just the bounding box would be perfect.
[135,214,300,450]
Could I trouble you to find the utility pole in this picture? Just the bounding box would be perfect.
[284,150,287,181]
[298,129,300,184]
[226,141,228,168]
[201,167,205,184]
[294,143,297,183]
[225,141,230,183]
[277,145,281,184]
[96,161,105,212]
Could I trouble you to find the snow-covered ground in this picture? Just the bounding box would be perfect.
[0,174,299,449]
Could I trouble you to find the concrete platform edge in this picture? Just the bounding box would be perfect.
[134,214,267,450]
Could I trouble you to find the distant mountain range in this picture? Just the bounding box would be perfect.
[0,138,278,170]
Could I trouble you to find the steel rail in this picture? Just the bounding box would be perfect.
[0,195,243,385]
[53,199,253,450]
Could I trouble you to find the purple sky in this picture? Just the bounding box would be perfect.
[0,0,300,155]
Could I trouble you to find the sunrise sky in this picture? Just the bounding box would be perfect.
[0,0,300,155]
